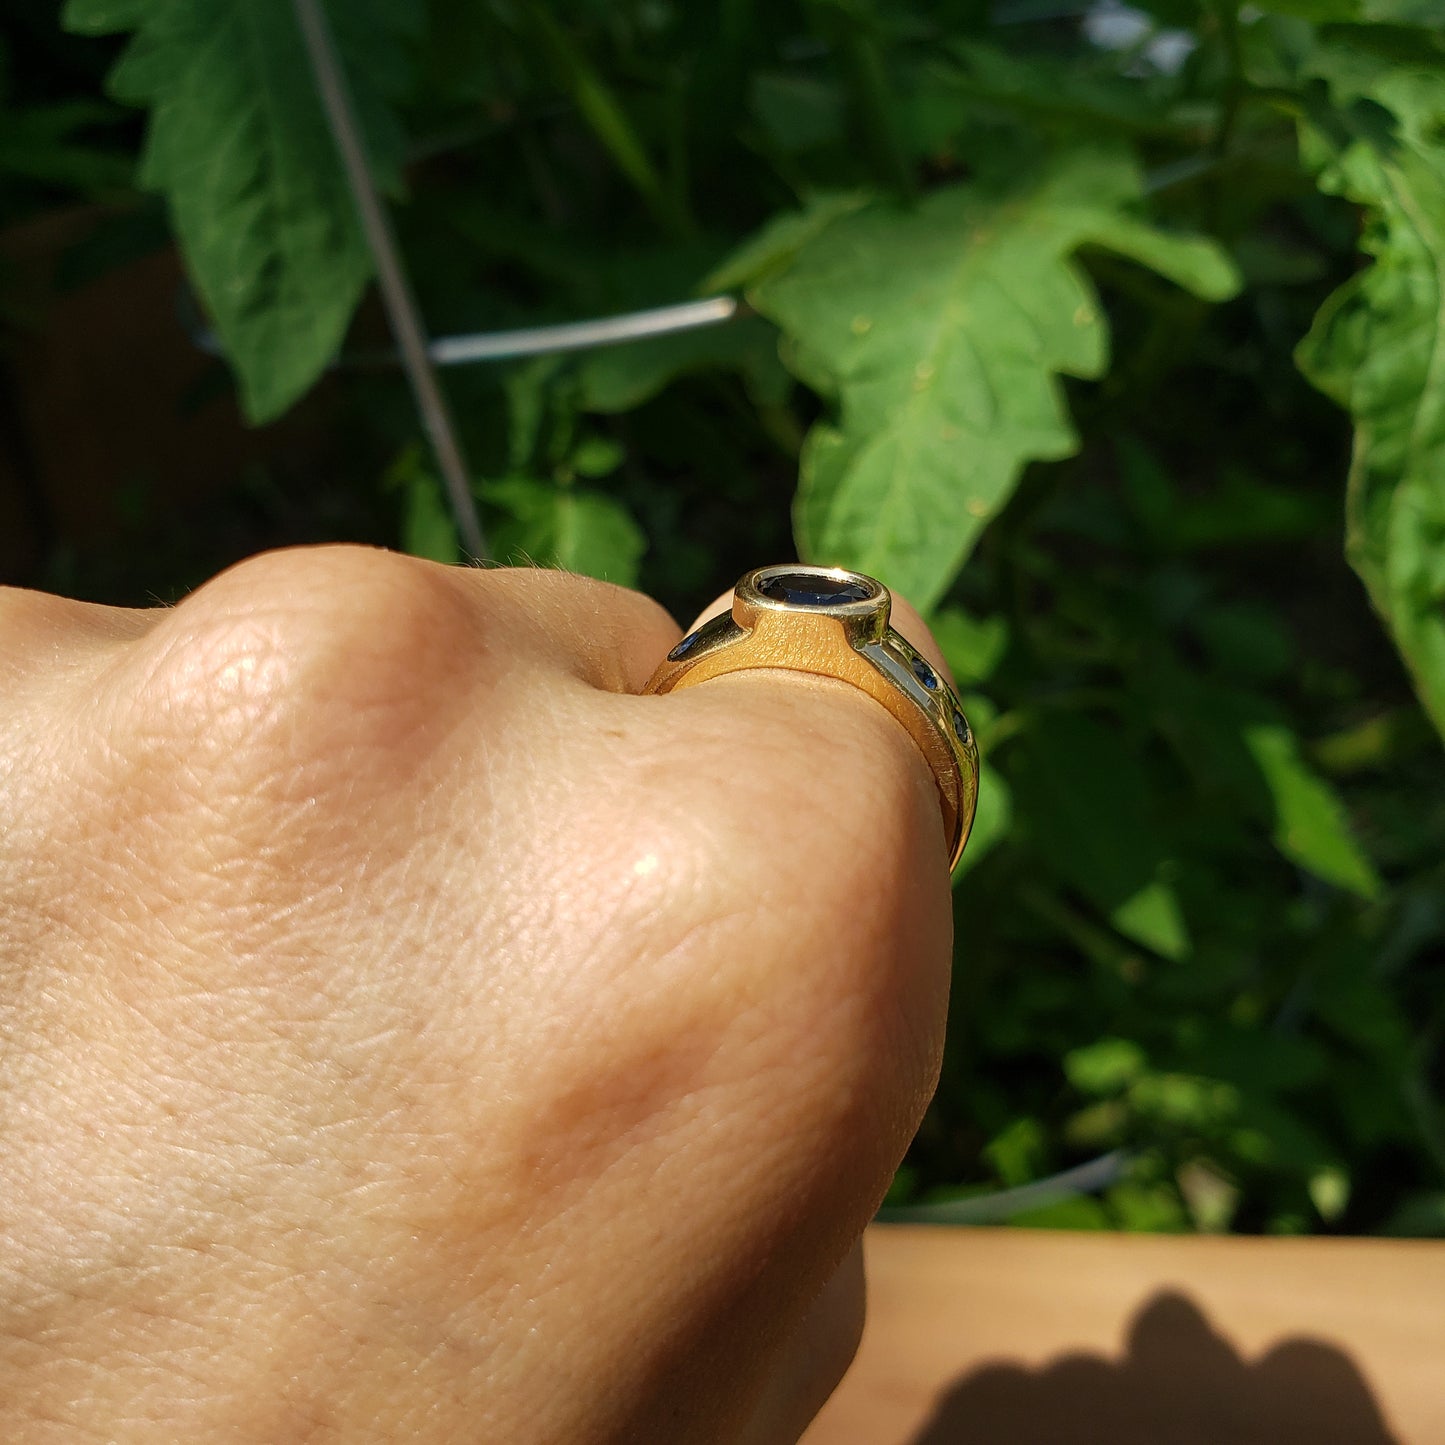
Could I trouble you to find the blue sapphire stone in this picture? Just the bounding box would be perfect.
[761,572,873,608]
[668,630,704,662]
[952,707,970,743]
[910,655,939,691]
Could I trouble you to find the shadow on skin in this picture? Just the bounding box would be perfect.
[907,1289,1399,1445]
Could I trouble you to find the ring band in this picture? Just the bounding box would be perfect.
[643,564,979,871]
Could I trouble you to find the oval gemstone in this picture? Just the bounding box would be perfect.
[760,571,874,607]
[952,708,970,743]
[668,631,703,661]
[910,655,939,690]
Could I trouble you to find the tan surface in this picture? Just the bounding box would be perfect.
[804,1225,1445,1445]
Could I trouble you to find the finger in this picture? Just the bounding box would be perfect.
[620,577,956,1210]
[456,562,685,695]
[670,574,960,877]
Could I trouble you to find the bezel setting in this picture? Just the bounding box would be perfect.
[645,563,979,870]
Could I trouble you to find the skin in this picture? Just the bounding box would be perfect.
[0,545,955,1444]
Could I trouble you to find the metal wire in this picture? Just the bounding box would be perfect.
[292,0,487,560]
[876,1150,1130,1226]
[185,294,741,370]
[428,296,738,365]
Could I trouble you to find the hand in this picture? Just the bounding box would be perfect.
[0,545,954,1444]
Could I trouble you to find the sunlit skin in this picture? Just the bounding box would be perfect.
[0,545,955,1444]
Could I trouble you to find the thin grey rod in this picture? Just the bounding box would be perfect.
[184,293,741,369]
[428,297,738,365]
[292,0,487,561]
[875,1150,1129,1226]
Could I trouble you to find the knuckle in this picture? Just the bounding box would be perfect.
[115,545,481,799]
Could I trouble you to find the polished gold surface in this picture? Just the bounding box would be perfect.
[643,565,979,871]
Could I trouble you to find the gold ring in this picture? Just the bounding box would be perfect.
[643,564,979,871]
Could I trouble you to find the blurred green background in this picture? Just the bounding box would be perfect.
[2,0,1442,1236]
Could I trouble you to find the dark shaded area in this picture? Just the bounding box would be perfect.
[909,1290,1399,1445]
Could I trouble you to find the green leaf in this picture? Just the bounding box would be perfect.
[501,356,567,474]
[1372,0,1445,17]
[1252,0,1443,16]
[1008,1195,1111,1229]
[1242,723,1382,897]
[1011,710,1190,959]
[63,0,147,25]
[983,1116,1047,1188]
[63,0,417,424]
[487,478,646,587]
[1115,884,1190,962]
[577,315,784,414]
[571,436,625,479]
[1066,1037,1148,1095]
[1105,1180,1189,1232]
[747,146,1240,610]
[1145,664,1381,892]
[1130,1073,1242,1129]
[1296,55,1445,741]
[1308,1164,1351,1222]
[1249,0,1359,17]
[932,606,1010,685]
[701,190,871,296]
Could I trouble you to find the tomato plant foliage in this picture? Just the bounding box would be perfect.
[31,0,1445,1233]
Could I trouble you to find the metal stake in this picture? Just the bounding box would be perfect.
[292,0,488,561]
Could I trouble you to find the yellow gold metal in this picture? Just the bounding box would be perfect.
[643,564,979,871]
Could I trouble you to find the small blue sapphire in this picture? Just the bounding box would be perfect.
[952,708,970,743]
[761,571,873,608]
[910,656,939,691]
[668,631,703,662]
